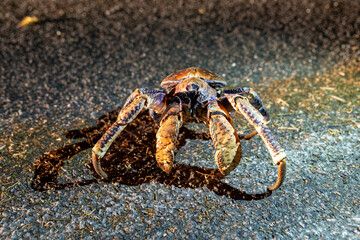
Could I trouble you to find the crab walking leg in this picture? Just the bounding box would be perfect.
[224,88,270,122]
[155,107,183,174]
[229,96,287,190]
[208,102,242,175]
[224,88,270,141]
[92,91,151,179]
[240,129,258,140]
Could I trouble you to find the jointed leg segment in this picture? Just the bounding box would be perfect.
[91,89,164,179]
[155,106,183,174]
[227,95,287,190]
[208,102,242,175]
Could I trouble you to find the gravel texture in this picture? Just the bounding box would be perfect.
[0,0,359,239]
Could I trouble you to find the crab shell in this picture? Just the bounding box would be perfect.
[161,67,227,89]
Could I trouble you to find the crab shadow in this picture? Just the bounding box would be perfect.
[31,110,272,200]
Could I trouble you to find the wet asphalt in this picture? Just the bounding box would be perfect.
[0,0,359,239]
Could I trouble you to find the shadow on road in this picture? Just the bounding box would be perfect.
[31,110,271,200]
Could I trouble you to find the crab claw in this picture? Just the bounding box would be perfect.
[204,100,242,175]
[155,108,183,174]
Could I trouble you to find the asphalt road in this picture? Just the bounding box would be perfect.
[0,0,359,239]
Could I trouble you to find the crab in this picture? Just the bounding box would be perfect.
[92,67,287,190]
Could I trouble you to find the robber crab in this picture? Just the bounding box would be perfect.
[92,67,287,190]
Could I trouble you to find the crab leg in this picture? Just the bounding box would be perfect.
[155,104,183,174]
[227,95,287,190]
[208,101,242,175]
[92,89,165,179]
[224,88,270,122]
[224,88,270,140]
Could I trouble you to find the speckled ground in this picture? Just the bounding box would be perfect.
[0,0,359,239]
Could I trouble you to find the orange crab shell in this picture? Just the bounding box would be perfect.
[160,67,227,89]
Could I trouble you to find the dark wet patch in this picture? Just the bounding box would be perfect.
[31,110,271,200]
